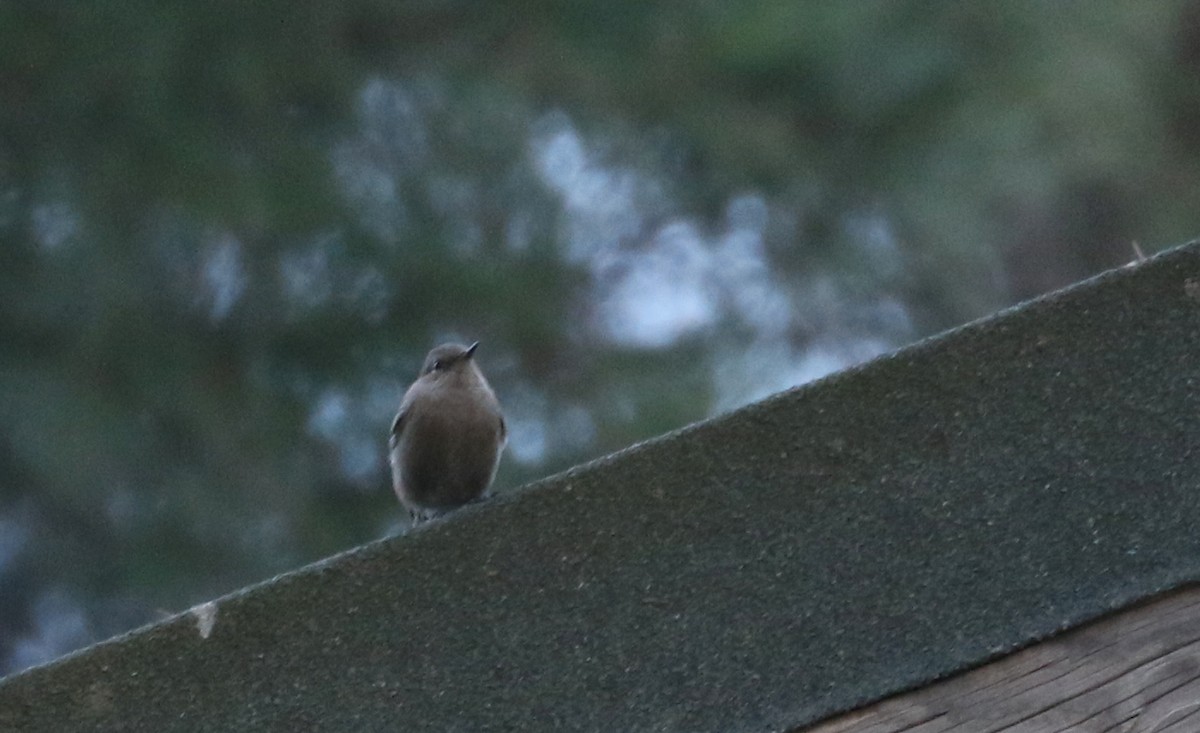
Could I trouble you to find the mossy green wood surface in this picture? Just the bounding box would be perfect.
[2,243,1199,732]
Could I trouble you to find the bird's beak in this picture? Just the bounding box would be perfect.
[465,341,480,359]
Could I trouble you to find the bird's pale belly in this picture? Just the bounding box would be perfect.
[393,412,500,512]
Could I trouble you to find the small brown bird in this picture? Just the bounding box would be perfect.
[389,342,506,524]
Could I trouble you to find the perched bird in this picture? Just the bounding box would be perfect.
[389,342,506,524]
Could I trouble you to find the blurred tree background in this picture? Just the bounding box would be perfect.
[2,1,1199,676]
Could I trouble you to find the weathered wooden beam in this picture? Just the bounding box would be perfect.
[805,586,1200,733]
[1,242,1199,731]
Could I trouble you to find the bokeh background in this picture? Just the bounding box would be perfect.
[3,2,1199,677]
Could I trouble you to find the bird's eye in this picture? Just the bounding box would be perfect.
[432,359,443,371]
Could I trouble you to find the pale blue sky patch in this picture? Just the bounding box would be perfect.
[200,233,246,323]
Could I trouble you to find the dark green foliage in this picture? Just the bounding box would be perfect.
[2,0,1200,675]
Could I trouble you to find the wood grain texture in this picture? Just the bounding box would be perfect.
[802,587,1200,733]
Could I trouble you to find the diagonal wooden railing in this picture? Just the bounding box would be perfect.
[2,242,1199,733]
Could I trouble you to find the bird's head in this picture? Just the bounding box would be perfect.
[419,341,481,380]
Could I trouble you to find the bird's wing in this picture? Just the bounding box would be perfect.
[498,414,508,446]
[389,408,406,449]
